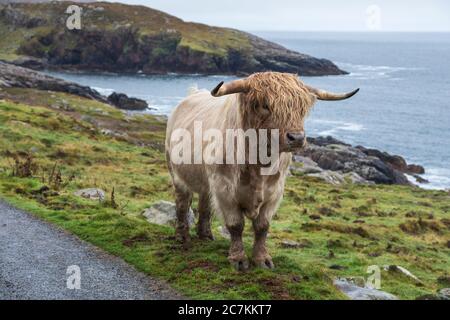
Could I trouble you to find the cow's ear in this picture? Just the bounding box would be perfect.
[211,79,249,97]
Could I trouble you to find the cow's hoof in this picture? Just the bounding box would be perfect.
[175,231,191,249]
[253,257,275,269]
[177,238,192,250]
[197,232,215,241]
[182,240,192,250]
[230,259,249,272]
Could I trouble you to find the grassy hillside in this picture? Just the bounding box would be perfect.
[0,1,345,75]
[1,1,249,54]
[0,88,449,299]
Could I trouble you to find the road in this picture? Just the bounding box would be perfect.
[0,200,182,300]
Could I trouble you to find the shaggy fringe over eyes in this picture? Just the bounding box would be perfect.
[242,72,316,127]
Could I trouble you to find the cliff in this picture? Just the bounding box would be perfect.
[0,1,346,76]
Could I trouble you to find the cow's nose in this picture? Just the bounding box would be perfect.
[286,132,306,144]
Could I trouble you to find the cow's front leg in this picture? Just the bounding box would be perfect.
[251,212,274,269]
[224,212,248,271]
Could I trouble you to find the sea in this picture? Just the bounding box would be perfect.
[45,32,450,190]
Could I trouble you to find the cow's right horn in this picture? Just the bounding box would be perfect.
[211,79,249,97]
[305,85,360,101]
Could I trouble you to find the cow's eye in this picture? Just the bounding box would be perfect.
[262,103,270,110]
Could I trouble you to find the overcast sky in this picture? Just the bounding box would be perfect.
[110,0,450,32]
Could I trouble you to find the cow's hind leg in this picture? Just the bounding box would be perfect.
[197,193,214,240]
[174,184,193,249]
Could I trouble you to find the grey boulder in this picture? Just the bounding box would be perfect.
[334,278,398,300]
[143,200,195,228]
[74,188,106,201]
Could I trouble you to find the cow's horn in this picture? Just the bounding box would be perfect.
[306,85,359,101]
[211,79,249,97]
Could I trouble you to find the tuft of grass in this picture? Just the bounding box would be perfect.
[399,218,444,235]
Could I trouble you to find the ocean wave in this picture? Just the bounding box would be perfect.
[146,104,177,115]
[311,119,364,136]
[411,168,450,190]
[92,87,115,96]
[338,62,424,72]
[336,62,425,80]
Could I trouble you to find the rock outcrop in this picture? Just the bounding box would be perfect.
[0,61,106,102]
[416,288,450,300]
[107,92,148,111]
[142,200,195,228]
[74,188,106,201]
[0,61,147,111]
[334,278,398,300]
[293,136,426,186]
[0,2,346,76]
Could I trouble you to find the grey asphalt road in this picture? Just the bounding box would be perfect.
[0,200,182,300]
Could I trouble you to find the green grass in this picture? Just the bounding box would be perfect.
[0,90,449,299]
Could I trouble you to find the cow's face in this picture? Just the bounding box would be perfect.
[241,73,313,152]
[247,104,308,152]
[211,72,359,153]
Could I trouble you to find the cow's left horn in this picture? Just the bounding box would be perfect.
[306,85,359,101]
[211,79,249,97]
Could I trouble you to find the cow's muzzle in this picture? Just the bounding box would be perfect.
[286,131,307,150]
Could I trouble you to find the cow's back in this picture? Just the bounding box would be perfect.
[166,90,236,135]
[165,90,238,194]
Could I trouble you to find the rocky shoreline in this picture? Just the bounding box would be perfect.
[292,136,426,186]
[0,61,106,102]
[0,61,149,111]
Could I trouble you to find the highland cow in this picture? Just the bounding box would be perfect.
[165,72,358,270]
